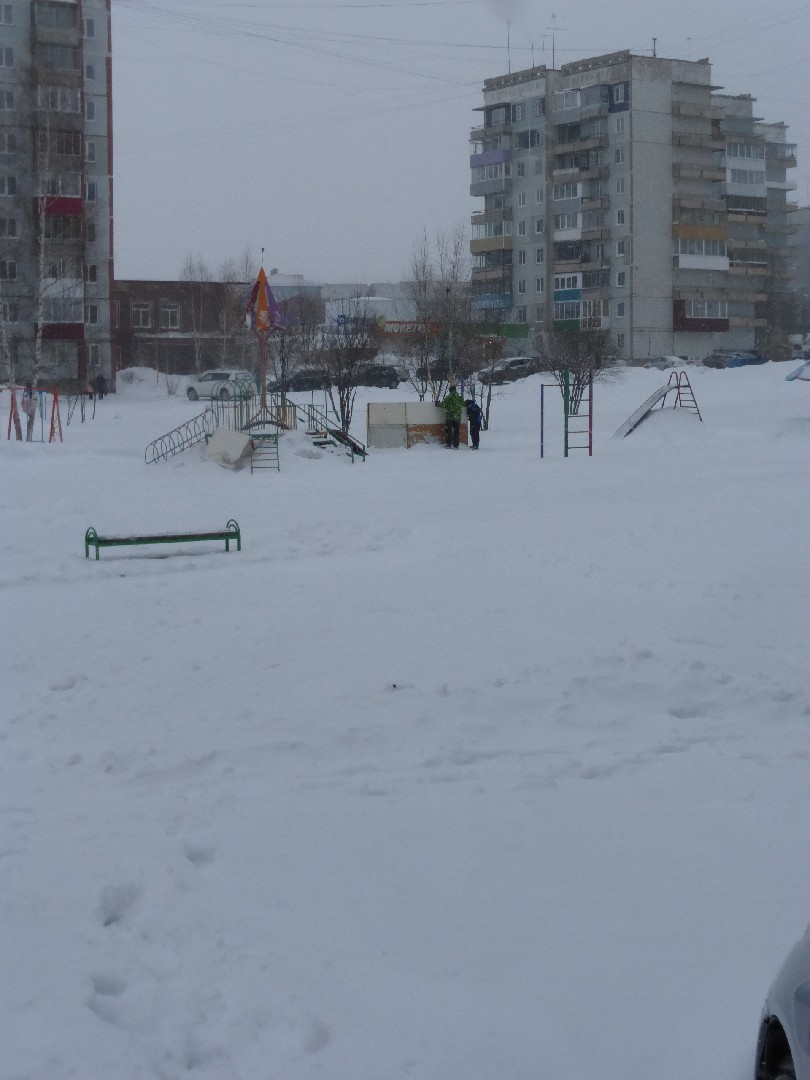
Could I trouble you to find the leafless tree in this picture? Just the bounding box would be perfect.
[320,296,381,434]
[537,327,620,415]
[401,225,473,402]
[181,252,212,375]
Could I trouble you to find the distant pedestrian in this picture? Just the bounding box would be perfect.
[465,398,483,449]
[440,384,463,448]
[93,373,106,399]
[21,384,37,442]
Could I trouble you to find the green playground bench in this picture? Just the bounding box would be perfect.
[85,519,241,559]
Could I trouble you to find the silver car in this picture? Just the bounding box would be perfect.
[186,369,254,401]
[756,926,810,1079]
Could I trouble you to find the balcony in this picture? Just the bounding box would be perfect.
[470,177,512,199]
[470,236,514,255]
[471,209,513,226]
[472,265,512,284]
[582,196,610,212]
[552,134,608,154]
[672,131,717,150]
[673,163,725,182]
[672,101,711,120]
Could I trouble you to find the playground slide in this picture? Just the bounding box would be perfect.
[785,359,810,382]
[612,385,672,438]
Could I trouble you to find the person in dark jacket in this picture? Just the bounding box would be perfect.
[465,398,483,449]
[440,384,464,448]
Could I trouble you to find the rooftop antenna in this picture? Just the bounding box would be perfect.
[652,37,657,58]
[507,20,511,73]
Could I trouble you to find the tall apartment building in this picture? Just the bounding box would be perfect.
[470,50,797,361]
[0,0,113,389]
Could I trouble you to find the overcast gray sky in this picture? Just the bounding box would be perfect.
[111,0,810,284]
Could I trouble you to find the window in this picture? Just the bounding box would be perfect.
[85,141,96,163]
[84,62,95,80]
[516,305,527,322]
[617,239,626,256]
[0,174,16,195]
[617,332,625,350]
[536,188,543,203]
[489,105,507,125]
[554,212,579,230]
[42,173,81,196]
[518,221,526,236]
[616,301,625,317]
[0,215,14,236]
[517,249,526,265]
[86,222,96,241]
[517,191,526,207]
[1,5,12,24]
[85,180,97,200]
[536,247,544,263]
[534,158,543,175]
[536,277,544,293]
[88,343,99,367]
[0,258,16,279]
[533,97,544,117]
[512,102,525,121]
[614,147,624,165]
[2,301,18,322]
[553,181,579,200]
[612,83,625,104]
[535,218,544,234]
[516,162,526,179]
[685,299,728,319]
[0,46,12,67]
[38,44,80,71]
[85,303,98,325]
[85,100,96,121]
[45,257,78,278]
[675,237,727,257]
[554,274,580,290]
[43,297,82,323]
[615,116,624,134]
[554,301,580,320]
[553,89,579,111]
[0,132,14,154]
[470,161,511,183]
[471,220,512,240]
[39,130,82,157]
[729,168,764,185]
[726,142,765,160]
[85,264,98,283]
[36,2,78,29]
[131,302,152,329]
[518,279,526,295]
[38,85,81,114]
[0,90,12,110]
[83,16,95,38]
[535,304,543,320]
[43,216,81,240]
[615,177,625,194]
[617,271,626,287]
[161,303,180,329]
[616,209,625,226]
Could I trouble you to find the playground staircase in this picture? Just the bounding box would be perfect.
[145,393,367,465]
[566,373,593,456]
[662,370,702,421]
[250,434,280,472]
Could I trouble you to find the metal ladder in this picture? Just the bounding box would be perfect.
[250,434,280,472]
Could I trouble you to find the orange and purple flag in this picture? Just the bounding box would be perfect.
[245,266,285,333]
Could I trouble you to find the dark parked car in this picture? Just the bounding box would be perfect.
[756,925,810,1080]
[478,356,539,385]
[267,369,330,393]
[703,351,768,369]
[358,364,401,389]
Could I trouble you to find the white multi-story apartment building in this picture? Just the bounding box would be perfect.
[470,50,797,360]
[0,0,113,388]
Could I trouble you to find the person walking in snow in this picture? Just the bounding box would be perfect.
[440,384,463,448]
[465,398,483,449]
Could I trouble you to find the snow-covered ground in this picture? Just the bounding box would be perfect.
[2,363,809,1079]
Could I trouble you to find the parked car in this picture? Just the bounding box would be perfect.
[755,925,810,1080]
[478,356,539,385]
[267,368,330,393]
[702,351,768,369]
[358,364,401,389]
[645,355,681,370]
[186,369,255,401]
